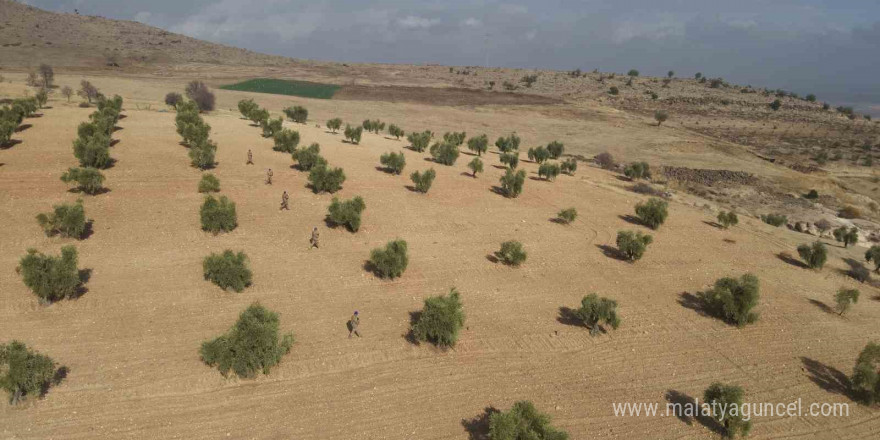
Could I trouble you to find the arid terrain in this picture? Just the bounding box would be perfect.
[1,1,879,439]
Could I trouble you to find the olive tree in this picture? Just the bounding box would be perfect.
[574,294,620,336]
[410,168,436,193]
[308,164,346,194]
[36,200,88,239]
[797,242,827,269]
[411,288,465,348]
[379,151,406,175]
[495,133,521,153]
[200,302,293,378]
[200,195,237,233]
[327,196,366,232]
[388,124,404,140]
[616,231,653,261]
[557,208,577,224]
[203,250,253,292]
[500,168,526,198]
[326,117,342,133]
[835,288,860,316]
[368,239,408,279]
[467,134,489,156]
[703,383,752,438]
[0,341,63,405]
[527,146,550,164]
[407,130,433,152]
[538,162,561,181]
[283,106,308,123]
[429,142,459,165]
[547,141,564,159]
[697,273,760,327]
[344,125,363,144]
[60,167,105,194]
[292,143,326,171]
[635,198,668,229]
[852,342,880,404]
[496,241,527,266]
[834,226,859,248]
[865,245,880,272]
[467,157,483,177]
[273,129,300,153]
[16,246,82,303]
[624,162,651,180]
[488,401,569,440]
[717,211,739,229]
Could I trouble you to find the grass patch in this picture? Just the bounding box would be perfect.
[220,78,340,99]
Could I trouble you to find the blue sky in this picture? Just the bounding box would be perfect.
[23,0,880,113]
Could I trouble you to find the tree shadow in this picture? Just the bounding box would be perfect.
[112,126,123,132]
[702,220,723,229]
[664,390,725,434]
[722,238,736,244]
[80,220,95,240]
[557,306,584,327]
[404,310,421,345]
[595,244,627,261]
[491,165,507,170]
[461,406,499,440]
[549,217,568,225]
[528,176,546,181]
[873,294,880,302]
[39,365,69,398]
[800,357,854,399]
[73,268,92,299]
[485,254,499,263]
[808,299,834,314]
[404,185,423,193]
[117,114,127,120]
[677,292,715,319]
[614,175,633,182]
[68,186,111,196]
[109,139,120,147]
[841,258,872,284]
[15,124,32,132]
[618,214,645,227]
[0,139,22,150]
[489,186,507,197]
[460,172,476,177]
[776,252,808,269]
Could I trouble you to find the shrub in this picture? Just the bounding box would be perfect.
[616,231,652,261]
[839,205,862,219]
[703,383,752,438]
[200,195,237,233]
[698,274,760,326]
[60,167,105,194]
[327,196,366,232]
[769,99,782,111]
[852,342,880,405]
[797,242,827,269]
[717,211,739,229]
[429,142,459,165]
[500,168,526,198]
[77,80,99,103]
[203,250,252,292]
[368,239,408,279]
[495,133,521,153]
[272,128,300,153]
[185,81,215,112]
[198,173,220,193]
[388,124,404,139]
[627,69,639,77]
[467,134,489,156]
[806,94,817,102]
[16,246,81,303]
[410,168,436,193]
[805,189,819,200]
[538,162,561,181]
[188,137,217,170]
[38,64,54,88]
[527,146,550,163]
[61,86,73,102]
[635,198,668,229]
[560,158,577,175]
[283,106,308,123]
[407,130,433,152]
[545,141,565,159]
[308,164,346,194]
[36,200,87,239]
[595,151,616,169]
[0,341,60,405]
[624,162,651,180]
[291,143,326,171]
[248,107,269,126]
[442,131,466,147]
[72,132,111,169]
[833,226,859,247]
[761,213,787,227]
[574,294,620,335]
[237,98,258,119]
[557,208,577,224]
[164,92,183,109]
[654,110,668,126]
[709,78,723,88]
[200,303,293,378]
[344,124,363,144]
[411,288,465,347]
[488,401,569,440]
[261,117,283,138]
[326,117,342,133]
[496,241,527,266]
[865,245,880,272]
[0,118,16,145]
[379,151,406,174]
[499,152,519,170]
[609,86,619,95]
[35,88,48,108]
[468,157,484,177]
[835,288,860,316]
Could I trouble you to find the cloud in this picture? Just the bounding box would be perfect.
[397,15,440,30]
[462,17,481,28]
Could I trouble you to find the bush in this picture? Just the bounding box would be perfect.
[467,134,488,156]
[200,303,293,378]
[654,110,669,126]
[495,133,521,153]
[185,81,215,112]
[442,131,466,147]
[188,137,217,170]
[0,341,61,405]
[496,241,527,266]
[388,124,404,139]
[368,239,408,279]
[16,246,81,303]
[272,128,300,153]
[761,213,788,227]
[804,189,819,200]
[379,151,406,174]
[410,168,436,193]
[283,106,308,123]
[327,196,366,232]
[411,288,465,347]
[292,143,326,171]
[468,157,484,177]
[36,200,87,238]
[500,168,526,198]
[73,132,111,168]
[344,124,363,144]
[574,294,620,335]
[198,173,220,193]
[595,152,616,169]
[703,383,752,438]
[609,86,619,95]
[769,99,782,111]
[616,231,652,261]
[635,198,668,229]
[627,69,639,77]
[35,88,48,108]
[0,117,16,146]
[839,205,862,219]
[164,92,183,109]
[261,117,283,138]
[797,241,827,269]
[489,401,569,440]
[865,245,880,272]
[527,146,550,163]
[308,164,346,194]
[407,130,433,152]
[852,342,880,405]
[557,208,577,224]
[717,211,739,229]
[60,167,105,194]
[200,195,237,233]
[835,288,860,316]
[698,274,760,327]
[429,142,459,165]
[237,99,258,120]
[203,250,252,292]
[538,162,561,181]
[806,94,817,102]
[624,162,651,180]
[248,107,269,126]
[326,117,342,133]
[833,226,859,247]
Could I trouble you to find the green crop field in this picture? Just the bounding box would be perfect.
[219,78,341,99]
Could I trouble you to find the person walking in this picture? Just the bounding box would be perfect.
[246,149,254,165]
[309,227,319,249]
[266,168,273,185]
[349,311,361,338]
[280,191,289,210]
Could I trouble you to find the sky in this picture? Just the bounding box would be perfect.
[22,0,880,114]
